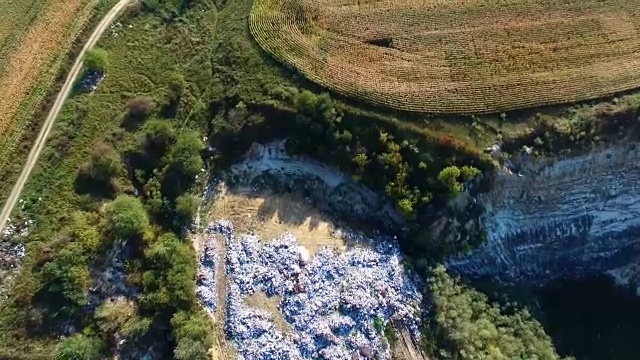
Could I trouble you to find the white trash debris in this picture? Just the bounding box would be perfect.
[205,220,423,360]
[196,235,219,314]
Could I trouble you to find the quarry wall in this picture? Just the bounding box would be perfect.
[447,144,640,285]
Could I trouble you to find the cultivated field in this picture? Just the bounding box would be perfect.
[250,0,640,114]
[0,0,102,180]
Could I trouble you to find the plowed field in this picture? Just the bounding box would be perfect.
[250,0,640,114]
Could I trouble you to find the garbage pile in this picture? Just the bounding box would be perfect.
[208,220,423,360]
[197,235,219,314]
[81,71,105,92]
[0,242,25,270]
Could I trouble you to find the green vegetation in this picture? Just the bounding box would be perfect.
[83,48,109,73]
[106,195,149,239]
[55,334,105,360]
[423,266,572,360]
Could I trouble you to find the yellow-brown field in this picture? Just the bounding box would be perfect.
[0,0,100,170]
[250,0,640,114]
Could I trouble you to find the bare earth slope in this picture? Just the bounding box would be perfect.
[250,0,640,113]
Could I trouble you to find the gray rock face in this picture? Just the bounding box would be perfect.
[446,144,640,284]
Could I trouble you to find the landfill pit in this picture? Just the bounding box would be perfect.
[198,220,423,360]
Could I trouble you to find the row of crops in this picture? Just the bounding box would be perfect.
[249,0,640,114]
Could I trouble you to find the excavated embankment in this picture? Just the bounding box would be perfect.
[447,144,640,286]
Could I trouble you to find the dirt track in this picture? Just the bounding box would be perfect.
[0,0,131,233]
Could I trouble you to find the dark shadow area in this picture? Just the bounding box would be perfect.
[472,275,640,360]
[365,37,393,48]
[536,276,640,360]
[73,175,117,199]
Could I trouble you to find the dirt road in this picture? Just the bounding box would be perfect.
[0,0,131,233]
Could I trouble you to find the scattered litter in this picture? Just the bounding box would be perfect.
[81,71,105,92]
[204,220,423,360]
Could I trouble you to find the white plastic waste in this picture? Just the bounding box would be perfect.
[205,220,423,360]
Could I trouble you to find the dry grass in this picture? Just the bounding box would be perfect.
[208,184,372,254]
[0,0,90,135]
[250,0,640,114]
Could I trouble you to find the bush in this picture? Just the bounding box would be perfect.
[84,48,109,73]
[438,166,462,194]
[168,72,186,100]
[126,96,154,118]
[78,142,123,185]
[106,195,149,239]
[55,334,105,360]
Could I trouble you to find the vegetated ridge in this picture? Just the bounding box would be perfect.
[250,0,640,114]
[0,0,131,234]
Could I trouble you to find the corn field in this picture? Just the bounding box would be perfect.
[250,0,640,114]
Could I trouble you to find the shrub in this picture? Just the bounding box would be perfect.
[106,195,149,239]
[126,96,154,118]
[78,142,123,185]
[84,48,109,73]
[55,334,104,360]
[438,166,462,194]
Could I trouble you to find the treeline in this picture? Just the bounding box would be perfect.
[423,266,574,360]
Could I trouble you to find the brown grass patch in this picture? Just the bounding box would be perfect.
[250,0,640,113]
[208,184,370,254]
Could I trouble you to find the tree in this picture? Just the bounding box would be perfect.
[106,195,149,239]
[296,90,318,115]
[174,194,200,228]
[55,334,105,360]
[171,311,214,360]
[41,242,91,309]
[438,165,462,194]
[459,165,481,181]
[84,48,109,73]
[126,96,154,119]
[397,198,414,217]
[167,131,204,180]
[141,233,196,310]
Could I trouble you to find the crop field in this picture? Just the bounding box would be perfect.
[250,0,640,114]
[0,0,101,180]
